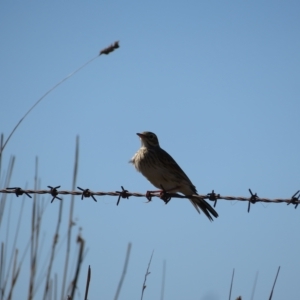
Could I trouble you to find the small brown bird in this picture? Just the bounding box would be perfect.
[130,131,218,221]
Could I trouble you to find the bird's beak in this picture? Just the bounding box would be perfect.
[136,133,146,138]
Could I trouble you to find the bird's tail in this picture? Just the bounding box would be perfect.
[188,196,218,221]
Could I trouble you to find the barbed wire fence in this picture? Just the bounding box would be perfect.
[1,186,299,212]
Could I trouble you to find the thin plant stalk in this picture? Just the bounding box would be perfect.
[2,195,25,299]
[0,156,15,228]
[43,199,63,300]
[69,234,85,299]
[0,56,98,155]
[114,243,132,300]
[28,158,40,300]
[61,136,79,299]
[160,260,166,300]
[268,266,280,300]
[229,268,235,300]
[1,40,119,155]
[141,250,154,300]
[84,265,91,300]
[250,271,259,300]
[6,249,19,300]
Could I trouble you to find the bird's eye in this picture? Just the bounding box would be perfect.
[149,134,154,139]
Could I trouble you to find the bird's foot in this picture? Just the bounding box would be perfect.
[159,184,181,204]
[145,190,159,202]
[159,190,172,204]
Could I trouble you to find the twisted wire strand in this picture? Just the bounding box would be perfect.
[0,188,299,205]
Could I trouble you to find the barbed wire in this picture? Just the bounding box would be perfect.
[1,187,299,212]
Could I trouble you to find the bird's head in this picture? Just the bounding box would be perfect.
[137,131,160,148]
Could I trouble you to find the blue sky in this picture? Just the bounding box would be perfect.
[1,1,300,299]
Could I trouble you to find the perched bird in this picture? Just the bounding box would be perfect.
[130,131,218,221]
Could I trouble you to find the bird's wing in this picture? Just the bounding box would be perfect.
[157,148,197,194]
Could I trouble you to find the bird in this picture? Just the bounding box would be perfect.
[130,131,218,221]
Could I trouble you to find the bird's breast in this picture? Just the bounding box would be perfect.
[132,147,177,190]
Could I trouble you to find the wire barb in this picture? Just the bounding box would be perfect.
[116,186,129,206]
[248,189,259,213]
[48,185,62,203]
[287,190,300,209]
[77,187,97,202]
[6,187,32,198]
[207,190,220,207]
[100,41,120,55]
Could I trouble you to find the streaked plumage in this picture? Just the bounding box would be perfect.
[130,131,218,221]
